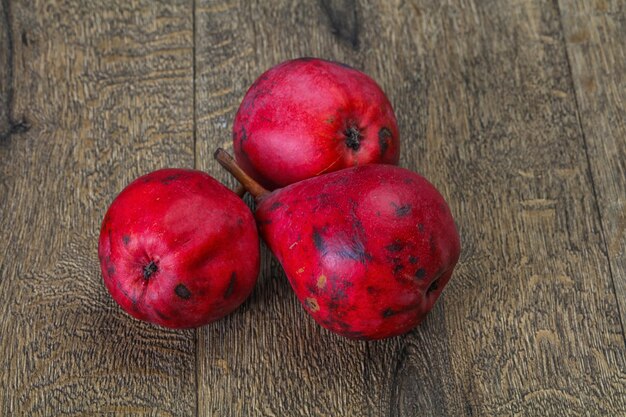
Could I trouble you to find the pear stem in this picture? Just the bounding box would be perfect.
[214,148,269,200]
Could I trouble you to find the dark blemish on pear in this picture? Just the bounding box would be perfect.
[429,235,437,253]
[224,272,237,298]
[259,115,273,124]
[382,308,397,318]
[347,305,359,313]
[344,125,362,151]
[331,285,348,303]
[320,318,334,328]
[336,235,371,264]
[409,256,419,264]
[331,175,350,186]
[143,261,158,280]
[394,204,411,217]
[327,279,348,310]
[316,193,333,209]
[313,228,326,253]
[386,240,405,252]
[367,286,379,295]
[269,201,284,211]
[125,290,139,308]
[174,283,192,300]
[415,268,427,279]
[161,174,180,184]
[307,283,319,295]
[116,280,133,302]
[393,264,404,274]
[122,235,130,245]
[348,199,365,230]
[238,126,248,143]
[327,298,343,314]
[335,320,352,330]
[418,223,425,233]
[155,309,171,321]
[107,265,115,276]
[378,127,392,155]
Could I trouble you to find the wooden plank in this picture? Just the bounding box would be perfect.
[0,1,196,415]
[194,1,374,416]
[0,0,29,140]
[372,0,626,414]
[196,0,626,415]
[558,0,626,340]
[382,0,626,414]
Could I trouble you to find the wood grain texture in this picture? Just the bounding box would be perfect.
[1,0,625,415]
[195,0,626,416]
[414,1,626,413]
[0,0,197,415]
[558,0,626,339]
[194,1,370,416]
[374,0,626,414]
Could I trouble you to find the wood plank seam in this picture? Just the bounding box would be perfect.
[555,2,626,347]
[0,0,30,142]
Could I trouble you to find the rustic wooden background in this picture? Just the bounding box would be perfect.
[1,0,625,415]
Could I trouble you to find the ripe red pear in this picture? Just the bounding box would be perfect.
[215,149,460,340]
[98,168,260,328]
[233,57,400,190]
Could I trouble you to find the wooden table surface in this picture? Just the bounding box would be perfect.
[1,0,625,416]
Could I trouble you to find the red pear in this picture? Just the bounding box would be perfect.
[98,168,260,328]
[233,57,400,190]
[215,150,460,340]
